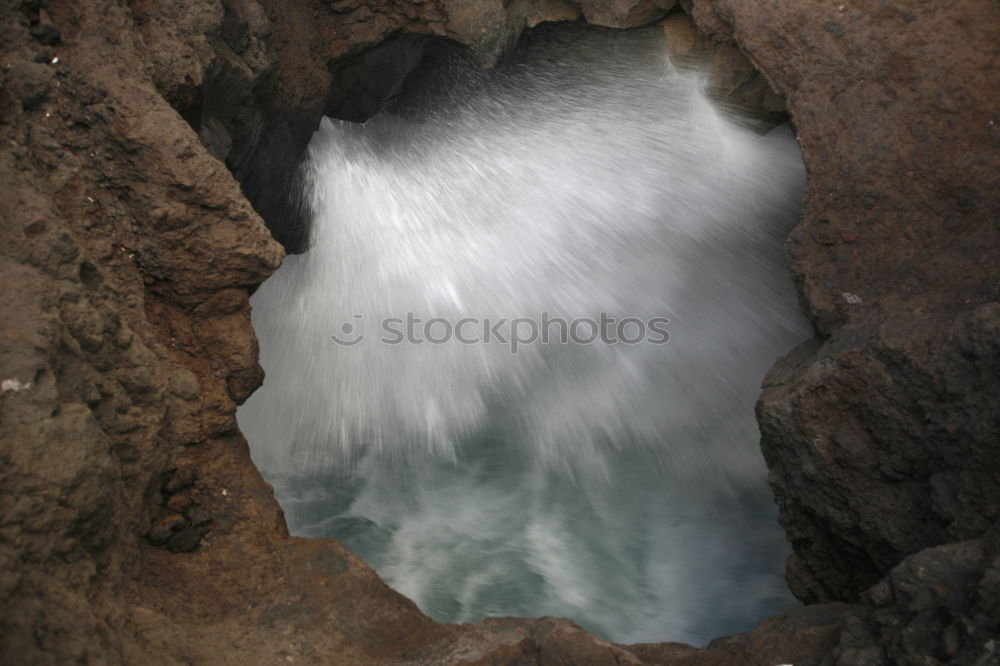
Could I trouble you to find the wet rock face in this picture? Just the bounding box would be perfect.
[575,0,676,29]
[700,0,1000,648]
[661,13,787,126]
[323,33,436,123]
[759,306,1000,603]
[134,0,450,253]
[849,538,1000,664]
[1,0,998,663]
[693,0,999,605]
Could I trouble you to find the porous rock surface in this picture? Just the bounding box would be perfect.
[705,0,999,601]
[0,0,997,664]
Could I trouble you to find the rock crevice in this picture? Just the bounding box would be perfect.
[1,0,997,663]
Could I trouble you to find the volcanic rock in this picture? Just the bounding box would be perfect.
[0,0,997,664]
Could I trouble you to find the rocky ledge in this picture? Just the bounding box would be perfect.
[1,0,997,664]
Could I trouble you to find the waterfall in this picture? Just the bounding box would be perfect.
[238,24,811,645]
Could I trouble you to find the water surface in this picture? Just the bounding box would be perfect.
[239,24,810,645]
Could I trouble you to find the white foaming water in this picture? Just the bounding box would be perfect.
[239,25,812,645]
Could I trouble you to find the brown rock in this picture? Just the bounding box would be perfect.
[3,61,54,111]
[1,0,997,664]
[28,23,61,45]
[661,13,787,124]
[709,0,1000,605]
[576,0,676,29]
[149,514,185,546]
[526,0,581,28]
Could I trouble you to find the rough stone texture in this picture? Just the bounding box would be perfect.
[135,0,680,254]
[575,0,675,29]
[0,0,752,663]
[136,0,452,252]
[688,0,1000,657]
[2,0,999,664]
[839,537,1000,665]
[687,0,1000,605]
[661,12,786,126]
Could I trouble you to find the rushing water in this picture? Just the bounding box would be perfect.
[238,25,811,645]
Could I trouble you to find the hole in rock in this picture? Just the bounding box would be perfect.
[238,22,811,646]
